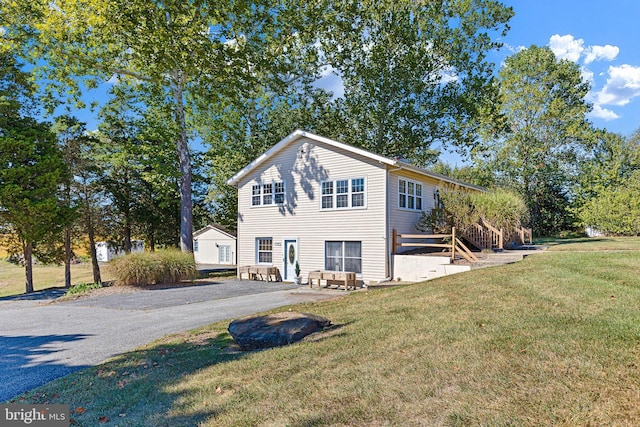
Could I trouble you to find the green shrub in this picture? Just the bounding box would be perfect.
[67,282,103,295]
[417,187,479,234]
[416,187,529,236]
[472,188,529,235]
[578,171,640,236]
[108,250,197,286]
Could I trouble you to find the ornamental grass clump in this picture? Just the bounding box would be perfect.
[109,250,197,286]
[472,188,529,235]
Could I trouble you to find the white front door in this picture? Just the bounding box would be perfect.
[284,239,298,281]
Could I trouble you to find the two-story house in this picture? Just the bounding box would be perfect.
[226,130,484,285]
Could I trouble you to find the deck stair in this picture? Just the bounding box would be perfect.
[462,219,533,251]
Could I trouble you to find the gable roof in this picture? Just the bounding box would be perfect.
[193,224,237,239]
[226,129,485,192]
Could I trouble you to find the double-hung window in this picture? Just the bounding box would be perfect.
[325,241,362,273]
[256,238,273,264]
[251,182,285,206]
[321,181,334,209]
[398,178,423,210]
[320,178,366,210]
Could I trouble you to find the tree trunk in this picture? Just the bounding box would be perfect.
[124,220,132,254]
[172,75,193,252]
[150,230,156,252]
[64,227,72,288]
[87,220,101,284]
[83,183,102,284]
[23,240,34,294]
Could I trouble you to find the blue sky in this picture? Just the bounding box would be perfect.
[499,0,640,137]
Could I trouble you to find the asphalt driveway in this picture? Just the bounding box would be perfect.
[0,279,345,402]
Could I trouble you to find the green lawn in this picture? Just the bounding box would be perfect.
[0,260,113,297]
[537,235,640,251]
[6,238,640,426]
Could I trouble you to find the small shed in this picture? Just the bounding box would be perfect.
[95,240,144,262]
[193,225,237,265]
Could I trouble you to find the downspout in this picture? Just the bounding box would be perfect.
[382,162,403,283]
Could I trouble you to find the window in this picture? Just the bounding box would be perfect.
[320,178,366,210]
[251,182,285,206]
[336,179,349,208]
[398,178,422,210]
[274,182,285,204]
[194,240,199,252]
[252,185,261,206]
[322,181,334,209]
[434,188,443,209]
[352,178,365,207]
[262,183,273,205]
[325,241,362,273]
[256,238,273,264]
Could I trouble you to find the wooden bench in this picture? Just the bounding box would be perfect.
[308,270,357,291]
[238,265,280,282]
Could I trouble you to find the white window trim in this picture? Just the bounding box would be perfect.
[398,178,423,211]
[324,240,363,274]
[256,237,273,265]
[251,181,285,207]
[319,177,367,211]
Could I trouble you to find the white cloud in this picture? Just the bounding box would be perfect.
[548,35,619,65]
[584,44,619,64]
[589,104,620,121]
[549,34,584,62]
[580,66,594,85]
[502,43,525,54]
[596,64,640,106]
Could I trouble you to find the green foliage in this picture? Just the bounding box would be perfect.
[576,129,640,204]
[0,61,73,291]
[475,45,593,235]
[324,0,514,165]
[416,188,478,234]
[108,250,197,287]
[67,282,103,295]
[295,261,301,277]
[577,171,640,236]
[417,188,529,236]
[473,188,529,235]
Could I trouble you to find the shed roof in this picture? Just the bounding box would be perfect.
[193,224,237,239]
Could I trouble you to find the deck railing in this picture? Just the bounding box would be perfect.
[392,228,478,263]
[463,219,503,250]
[462,220,533,250]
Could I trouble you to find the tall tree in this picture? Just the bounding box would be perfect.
[1,52,70,293]
[322,0,514,165]
[577,129,640,203]
[52,115,86,288]
[1,0,324,252]
[0,115,70,293]
[476,45,593,234]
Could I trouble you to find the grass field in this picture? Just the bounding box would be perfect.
[5,237,640,426]
[0,260,114,297]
